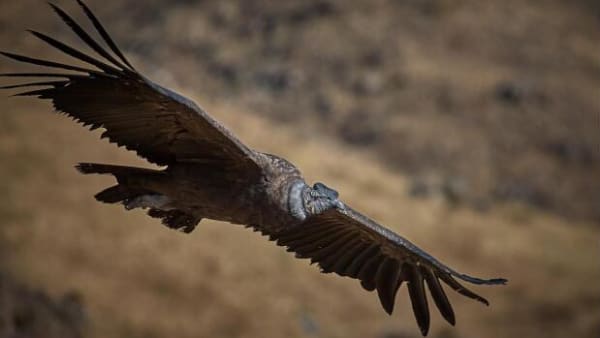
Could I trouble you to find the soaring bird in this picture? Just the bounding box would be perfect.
[0,1,506,335]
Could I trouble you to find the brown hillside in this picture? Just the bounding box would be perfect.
[1,1,599,338]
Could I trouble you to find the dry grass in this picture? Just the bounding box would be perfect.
[1,1,599,337]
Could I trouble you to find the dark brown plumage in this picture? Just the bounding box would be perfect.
[0,1,507,336]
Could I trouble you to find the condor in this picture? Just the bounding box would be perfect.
[0,1,506,335]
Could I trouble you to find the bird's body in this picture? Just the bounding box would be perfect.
[93,152,307,233]
[0,1,507,336]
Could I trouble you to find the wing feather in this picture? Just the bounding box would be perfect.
[422,266,455,326]
[345,243,380,278]
[375,257,402,315]
[48,2,132,71]
[0,81,67,90]
[319,237,363,273]
[358,254,384,291]
[27,30,121,74]
[310,230,356,265]
[0,72,82,78]
[74,0,134,69]
[331,241,369,275]
[0,51,106,75]
[406,264,430,336]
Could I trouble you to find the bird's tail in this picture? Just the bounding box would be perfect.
[75,162,200,233]
[75,162,163,203]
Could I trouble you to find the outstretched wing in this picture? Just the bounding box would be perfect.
[0,0,260,174]
[270,205,506,336]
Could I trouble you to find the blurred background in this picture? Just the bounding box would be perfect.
[0,0,599,337]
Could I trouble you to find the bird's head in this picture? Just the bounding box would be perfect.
[304,182,343,215]
[312,182,339,200]
[288,180,344,221]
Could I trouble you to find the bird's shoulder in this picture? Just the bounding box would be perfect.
[254,152,303,179]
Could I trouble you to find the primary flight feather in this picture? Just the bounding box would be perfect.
[0,1,506,335]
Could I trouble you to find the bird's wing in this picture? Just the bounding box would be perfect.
[0,0,260,175]
[269,205,506,336]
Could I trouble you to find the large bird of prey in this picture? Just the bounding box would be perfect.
[0,1,506,335]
